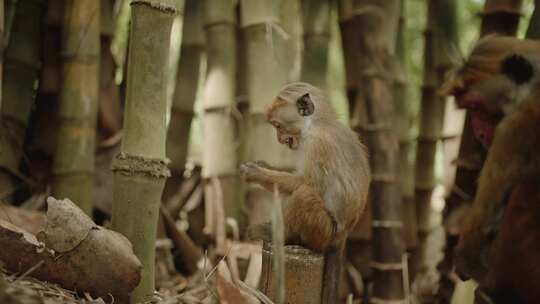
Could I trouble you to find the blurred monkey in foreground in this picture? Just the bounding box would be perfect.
[444,36,540,303]
[240,82,371,303]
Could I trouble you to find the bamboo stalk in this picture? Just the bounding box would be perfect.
[412,0,458,299]
[166,0,204,178]
[300,0,330,89]
[394,0,418,253]
[110,1,178,302]
[99,0,123,139]
[526,0,540,39]
[240,0,296,226]
[201,0,242,236]
[51,0,101,215]
[3,0,16,49]
[340,0,404,301]
[479,0,523,36]
[0,0,44,200]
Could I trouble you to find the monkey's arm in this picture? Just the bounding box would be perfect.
[240,161,304,195]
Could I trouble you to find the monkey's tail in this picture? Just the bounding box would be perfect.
[322,246,343,304]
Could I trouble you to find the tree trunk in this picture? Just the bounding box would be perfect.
[526,0,540,39]
[436,0,523,302]
[164,0,204,200]
[51,0,100,215]
[340,0,404,301]
[394,0,418,255]
[0,0,44,200]
[201,0,241,247]
[240,0,296,226]
[300,0,330,89]
[110,1,178,302]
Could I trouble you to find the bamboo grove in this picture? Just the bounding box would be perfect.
[0,0,539,303]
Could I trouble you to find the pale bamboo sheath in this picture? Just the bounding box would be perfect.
[240,0,297,226]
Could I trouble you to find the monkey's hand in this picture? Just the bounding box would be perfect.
[240,161,265,183]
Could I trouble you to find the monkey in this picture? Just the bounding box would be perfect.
[240,82,371,303]
[445,46,540,303]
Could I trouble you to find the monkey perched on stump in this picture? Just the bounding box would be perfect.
[240,82,370,303]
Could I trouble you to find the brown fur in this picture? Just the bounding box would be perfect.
[240,82,370,303]
[447,38,540,302]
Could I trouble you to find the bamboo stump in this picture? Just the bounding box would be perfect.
[260,242,324,304]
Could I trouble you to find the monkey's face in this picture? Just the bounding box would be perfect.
[267,103,303,150]
[266,93,315,150]
[454,82,504,148]
[453,53,536,148]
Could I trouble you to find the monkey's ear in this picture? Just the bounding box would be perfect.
[296,93,314,116]
[501,54,534,85]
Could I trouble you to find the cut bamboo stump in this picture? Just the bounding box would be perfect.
[260,242,324,304]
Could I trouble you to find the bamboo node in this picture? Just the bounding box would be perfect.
[354,122,392,132]
[370,297,406,304]
[131,0,180,14]
[370,174,397,183]
[372,220,403,228]
[112,152,171,178]
[369,260,403,271]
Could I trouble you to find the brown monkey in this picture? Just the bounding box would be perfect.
[446,48,540,303]
[240,82,370,303]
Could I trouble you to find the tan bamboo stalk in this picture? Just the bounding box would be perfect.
[165,0,204,199]
[300,0,330,89]
[0,0,44,199]
[201,0,242,242]
[337,1,359,115]
[340,0,404,301]
[30,0,63,162]
[526,0,540,39]
[436,1,523,302]
[110,1,178,302]
[281,0,302,83]
[240,0,295,225]
[394,0,418,254]
[51,0,100,215]
[413,0,458,298]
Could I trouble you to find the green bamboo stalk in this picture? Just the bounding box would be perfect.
[51,0,100,215]
[166,0,203,178]
[0,0,4,111]
[394,0,418,253]
[300,0,330,89]
[526,0,540,39]
[201,0,242,238]
[240,0,295,225]
[0,0,44,199]
[3,0,16,49]
[110,1,177,302]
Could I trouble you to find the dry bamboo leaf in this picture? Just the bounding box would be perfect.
[216,273,259,304]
